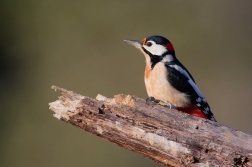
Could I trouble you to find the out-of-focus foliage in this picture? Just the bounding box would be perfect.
[1,1,252,167]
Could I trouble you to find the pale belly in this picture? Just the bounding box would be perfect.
[144,63,190,107]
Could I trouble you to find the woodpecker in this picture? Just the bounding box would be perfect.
[124,35,217,122]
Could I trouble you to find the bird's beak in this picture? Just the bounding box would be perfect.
[123,40,142,49]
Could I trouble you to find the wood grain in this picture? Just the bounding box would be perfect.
[49,86,252,167]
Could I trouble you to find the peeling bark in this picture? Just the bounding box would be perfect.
[49,86,252,167]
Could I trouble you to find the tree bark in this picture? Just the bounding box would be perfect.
[49,85,252,167]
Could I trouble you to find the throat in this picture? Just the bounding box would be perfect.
[145,54,175,78]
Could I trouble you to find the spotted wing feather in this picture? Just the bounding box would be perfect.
[165,62,217,122]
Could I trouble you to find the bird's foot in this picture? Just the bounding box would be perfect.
[146,96,175,109]
[146,96,158,104]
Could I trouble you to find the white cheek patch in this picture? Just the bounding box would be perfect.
[143,41,167,56]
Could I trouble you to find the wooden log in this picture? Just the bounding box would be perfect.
[49,85,252,167]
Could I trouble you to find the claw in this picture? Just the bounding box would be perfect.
[157,101,175,109]
[146,96,159,104]
[145,96,175,109]
[146,96,154,103]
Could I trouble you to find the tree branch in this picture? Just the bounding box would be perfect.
[49,86,252,167]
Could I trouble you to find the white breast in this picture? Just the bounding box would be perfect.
[144,62,190,107]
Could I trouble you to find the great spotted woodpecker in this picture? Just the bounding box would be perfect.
[124,35,217,122]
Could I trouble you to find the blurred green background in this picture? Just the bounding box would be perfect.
[1,0,252,167]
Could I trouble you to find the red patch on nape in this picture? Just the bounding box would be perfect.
[177,105,209,120]
[164,43,174,51]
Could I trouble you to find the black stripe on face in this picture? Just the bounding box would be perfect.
[142,47,163,69]
[142,47,174,69]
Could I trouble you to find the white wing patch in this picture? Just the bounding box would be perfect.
[169,64,205,98]
[169,65,191,81]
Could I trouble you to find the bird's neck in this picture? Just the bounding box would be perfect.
[149,53,176,69]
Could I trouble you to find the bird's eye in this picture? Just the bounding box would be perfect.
[146,42,152,47]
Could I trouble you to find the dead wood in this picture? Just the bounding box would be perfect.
[49,85,252,167]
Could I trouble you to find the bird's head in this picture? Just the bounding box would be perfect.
[124,35,176,66]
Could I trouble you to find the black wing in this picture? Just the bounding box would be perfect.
[172,59,196,83]
[165,62,217,122]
